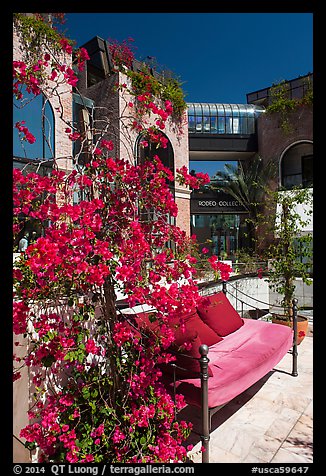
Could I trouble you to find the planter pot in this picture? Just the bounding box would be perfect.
[271,314,308,345]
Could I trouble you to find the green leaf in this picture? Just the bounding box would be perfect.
[148,313,157,323]
[82,387,90,399]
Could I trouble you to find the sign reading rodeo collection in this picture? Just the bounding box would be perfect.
[191,193,246,213]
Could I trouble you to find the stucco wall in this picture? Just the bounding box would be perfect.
[13,333,31,462]
[200,275,313,314]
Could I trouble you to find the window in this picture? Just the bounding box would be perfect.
[137,132,174,178]
[13,89,56,251]
[13,158,54,251]
[136,133,175,230]
[189,160,239,189]
[302,155,313,188]
[72,93,95,164]
[218,117,225,133]
[281,143,313,189]
[188,115,195,132]
[187,103,264,135]
[13,86,55,160]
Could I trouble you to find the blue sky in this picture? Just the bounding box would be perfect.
[63,13,313,104]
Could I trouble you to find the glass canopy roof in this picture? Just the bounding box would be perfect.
[186,103,265,135]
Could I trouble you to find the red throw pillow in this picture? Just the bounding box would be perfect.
[177,309,224,346]
[160,332,213,378]
[197,292,244,336]
[130,311,215,378]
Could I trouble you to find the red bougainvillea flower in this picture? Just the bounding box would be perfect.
[15,121,36,144]
[208,255,232,280]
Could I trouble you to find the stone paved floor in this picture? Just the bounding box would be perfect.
[182,318,313,464]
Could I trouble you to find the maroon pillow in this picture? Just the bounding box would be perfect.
[160,332,213,378]
[133,311,159,332]
[178,309,223,346]
[197,292,244,337]
[130,311,215,378]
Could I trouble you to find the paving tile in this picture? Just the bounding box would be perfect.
[271,447,313,463]
[242,434,283,463]
[281,413,313,460]
[188,444,240,463]
[264,409,303,443]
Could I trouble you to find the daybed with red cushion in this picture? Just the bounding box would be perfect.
[127,285,299,463]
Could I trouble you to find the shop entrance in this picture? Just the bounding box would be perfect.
[191,214,249,260]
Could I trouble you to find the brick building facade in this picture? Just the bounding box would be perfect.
[76,36,191,235]
[257,105,313,190]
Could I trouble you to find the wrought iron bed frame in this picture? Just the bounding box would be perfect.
[168,281,299,463]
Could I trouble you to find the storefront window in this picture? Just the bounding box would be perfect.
[191,213,249,259]
[189,160,238,189]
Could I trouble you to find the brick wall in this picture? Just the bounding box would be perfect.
[175,194,191,235]
[79,70,191,235]
[257,105,313,184]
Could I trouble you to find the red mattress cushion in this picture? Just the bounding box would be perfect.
[197,291,244,336]
[135,308,222,346]
[170,318,293,408]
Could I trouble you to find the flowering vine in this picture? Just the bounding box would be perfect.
[13,14,231,463]
[110,37,187,142]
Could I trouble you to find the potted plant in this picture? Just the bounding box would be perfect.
[265,187,313,344]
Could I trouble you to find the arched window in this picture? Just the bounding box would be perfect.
[136,132,174,173]
[136,133,175,230]
[280,142,313,189]
[136,132,175,194]
[13,86,55,160]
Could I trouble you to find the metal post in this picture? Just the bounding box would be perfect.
[199,344,210,463]
[292,298,298,377]
[222,281,227,295]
